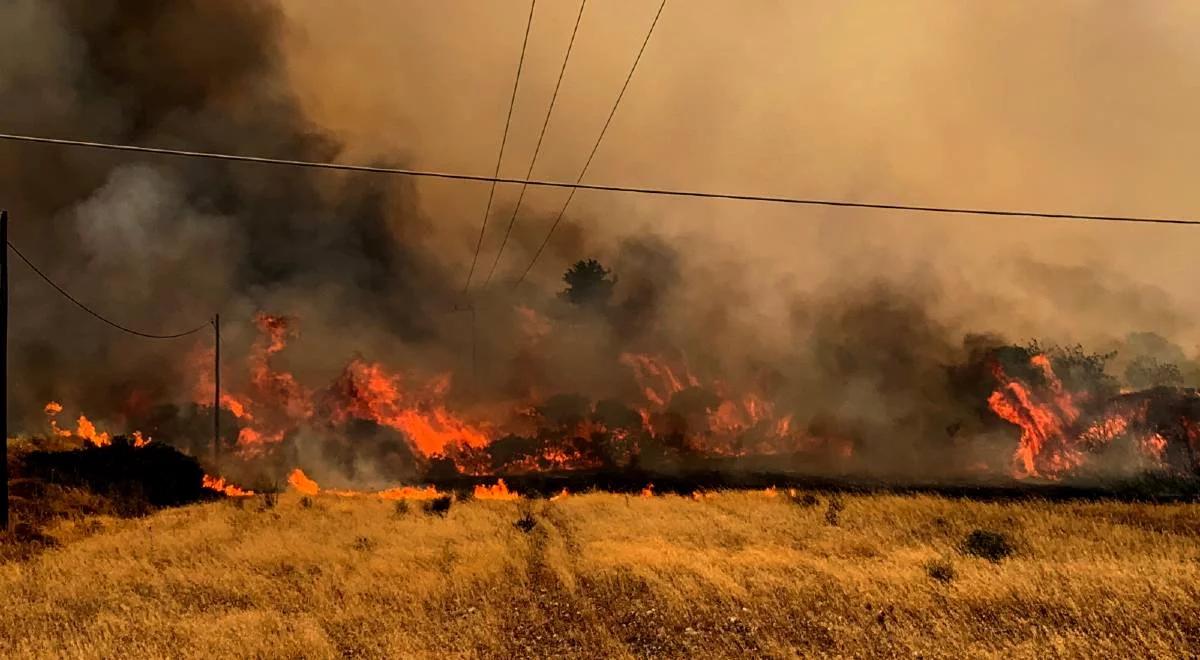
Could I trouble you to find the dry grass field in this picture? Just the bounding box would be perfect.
[1,490,1198,659]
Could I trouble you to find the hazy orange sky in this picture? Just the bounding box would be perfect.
[278,1,1200,346]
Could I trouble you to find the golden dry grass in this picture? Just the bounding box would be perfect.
[1,490,1198,658]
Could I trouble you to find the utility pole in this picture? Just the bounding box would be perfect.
[213,313,220,465]
[1,210,8,531]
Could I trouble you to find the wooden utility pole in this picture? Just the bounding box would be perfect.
[212,313,220,465]
[1,210,8,530]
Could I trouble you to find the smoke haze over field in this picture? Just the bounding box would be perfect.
[2,0,1200,482]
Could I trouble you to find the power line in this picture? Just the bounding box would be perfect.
[515,0,670,285]
[463,0,539,295]
[482,0,590,288]
[0,133,1197,227]
[6,241,211,339]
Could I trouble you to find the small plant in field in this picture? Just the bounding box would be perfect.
[959,529,1014,562]
[259,492,278,510]
[824,496,845,526]
[788,491,819,508]
[299,496,313,509]
[514,510,537,533]
[924,558,956,583]
[423,495,453,517]
[393,500,410,517]
[352,536,374,551]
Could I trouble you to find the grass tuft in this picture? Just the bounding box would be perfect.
[423,495,453,518]
[824,496,845,526]
[924,557,956,583]
[959,529,1015,562]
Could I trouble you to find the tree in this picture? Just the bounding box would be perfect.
[560,259,616,308]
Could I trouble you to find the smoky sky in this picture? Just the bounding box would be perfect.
[2,0,1200,464]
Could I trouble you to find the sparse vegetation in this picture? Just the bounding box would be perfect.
[393,500,410,516]
[422,495,452,517]
[824,495,845,526]
[514,510,537,533]
[924,557,956,583]
[960,528,1016,563]
[789,491,820,507]
[0,491,1197,658]
[299,496,314,509]
[258,492,278,511]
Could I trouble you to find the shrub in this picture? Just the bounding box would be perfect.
[259,492,278,511]
[514,511,537,533]
[960,529,1014,562]
[22,438,205,508]
[924,558,956,583]
[352,536,374,552]
[789,491,819,508]
[824,496,845,526]
[299,496,314,509]
[423,495,453,518]
[393,500,410,516]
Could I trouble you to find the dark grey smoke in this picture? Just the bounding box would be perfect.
[0,0,452,429]
[2,1,1196,485]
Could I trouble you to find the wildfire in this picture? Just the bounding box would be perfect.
[326,359,491,456]
[202,474,255,497]
[194,313,313,458]
[44,401,149,448]
[286,468,446,500]
[474,479,520,500]
[988,358,1086,478]
[376,485,443,501]
[986,352,1191,479]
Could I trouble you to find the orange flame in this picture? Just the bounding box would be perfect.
[203,474,255,497]
[326,359,490,457]
[45,402,152,448]
[287,468,320,496]
[286,468,445,500]
[473,479,520,500]
[375,485,444,501]
[988,357,1084,478]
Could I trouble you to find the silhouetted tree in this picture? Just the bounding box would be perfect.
[560,259,616,308]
